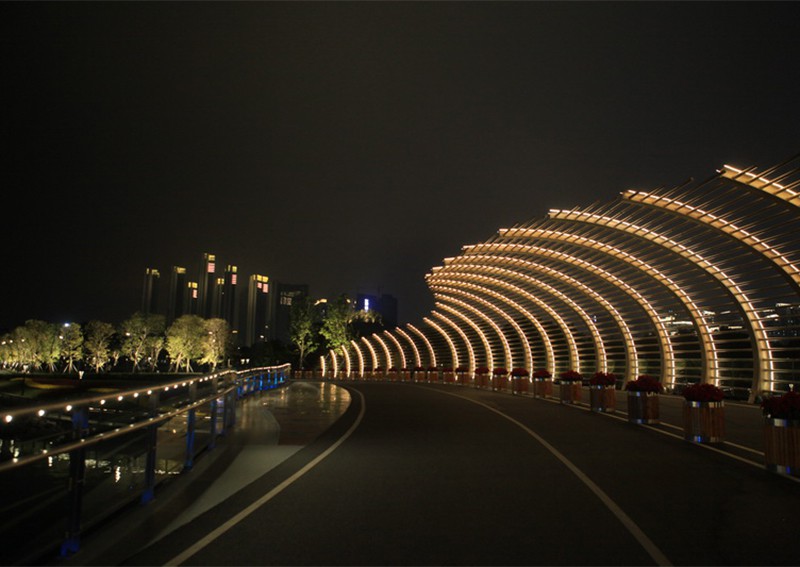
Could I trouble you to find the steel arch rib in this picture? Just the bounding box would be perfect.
[543,212,769,389]
[423,315,463,370]
[432,285,533,372]
[350,340,365,378]
[433,301,495,369]
[340,345,352,378]
[361,336,379,371]
[721,164,800,207]
[431,280,546,372]
[403,325,430,367]
[447,255,638,379]
[465,242,676,386]
[431,271,588,373]
[383,330,408,369]
[624,190,800,293]
[372,333,393,371]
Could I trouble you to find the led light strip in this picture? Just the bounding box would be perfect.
[424,314,465,371]
[405,324,433,368]
[434,300,496,369]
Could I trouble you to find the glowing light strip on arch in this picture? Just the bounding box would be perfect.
[449,255,637,378]
[361,336,379,371]
[404,324,432,368]
[383,330,407,369]
[465,242,675,385]
[433,266,605,373]
[372,333,393,371]
[625,190,800,289]
[432,285,532,371]
[434,300,496,369]
[721,164,800,206]
[423,315,462,370]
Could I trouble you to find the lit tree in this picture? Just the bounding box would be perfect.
[144,335,165,372]
[289,296,320,369]
[319,295,354,351]
[84,320,116,373]
[60,323,83,373]
[120,312,166,372]
[166,315,205,372]
[200,318,231,371]
[15,320,61,372]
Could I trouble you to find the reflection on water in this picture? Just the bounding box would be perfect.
[260,382,351,445]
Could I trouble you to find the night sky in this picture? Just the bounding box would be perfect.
[2,1,798,333]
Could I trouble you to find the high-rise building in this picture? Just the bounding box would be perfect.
[245,274,271,346]
[356,292,398,329]
[141,268,160,315]
[221,265,239,333]
[167,266,188,323]
[211,276,224,320]
[197,252,216,318]
[186,281,199,316]
[273,283,309,344]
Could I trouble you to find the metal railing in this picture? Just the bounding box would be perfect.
[0,363,291,565]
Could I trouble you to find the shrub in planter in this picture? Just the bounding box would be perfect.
[589,372,618,412]
[558,370,583,404]
[625,375,663,424]
[761,390,800,476]
[682,383,725,443]
[532,368,553,397]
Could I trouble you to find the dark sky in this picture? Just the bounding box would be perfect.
[1,1,798,332]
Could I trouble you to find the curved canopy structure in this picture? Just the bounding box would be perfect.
[324,156,800,398]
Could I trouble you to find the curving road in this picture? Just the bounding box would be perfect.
[60,382,800,566]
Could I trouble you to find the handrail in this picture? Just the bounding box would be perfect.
[0,364,291,473]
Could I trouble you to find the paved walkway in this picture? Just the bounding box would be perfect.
[52,381,799,566]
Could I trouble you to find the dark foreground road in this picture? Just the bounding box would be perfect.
[53,382,800,566]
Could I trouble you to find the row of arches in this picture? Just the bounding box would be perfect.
[323,156,800,399]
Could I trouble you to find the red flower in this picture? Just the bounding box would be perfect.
[559,370,583,382]
[492,367,508,375]
[590,372,618,386]
[625,375,663,393]
[456,366,469,373]
[442,367,454,372]
[413,366,425,372]
[388,367,398,371]
[427,366,438,372]
[510,368,529,377]
[761,391,800,420]
[475,366,490,374]
[682,383,724,402]
[532,369,552,379]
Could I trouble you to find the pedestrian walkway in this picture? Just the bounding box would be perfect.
[58,381,351,566]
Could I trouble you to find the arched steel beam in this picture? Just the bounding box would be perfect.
[372,333,393,371]
[350,340,365,378]
[544,211,769,389]
[465,242,676,386]
[431,285,533,371]
[361,336,379,372]
[431,270,596,372]
[434,301,495,369]
[444,255,638,379]
[423,315,463,370]
[721,164,800,207]
[624,190,800,293]
[383,330,408,369]
[405,324,434,368]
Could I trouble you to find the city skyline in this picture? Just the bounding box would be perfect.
[2,2,798,333]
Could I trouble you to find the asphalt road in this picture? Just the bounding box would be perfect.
[53,383,800,566]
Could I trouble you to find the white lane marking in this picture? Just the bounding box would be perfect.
[164,389,366,566]
[437,389,673,567]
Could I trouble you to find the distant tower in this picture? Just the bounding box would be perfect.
[167,266,188,323]
[211,276,224,319]
[273,283,309,344]
[141,268,160,315]
[197,252,216,318]
[222,265,239,332]
[186,281,199,316]
[245,275,270,346]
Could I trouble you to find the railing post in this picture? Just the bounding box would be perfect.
[60,405,88,556]
[184,382,197,471]
[141,391,160,504]
[209,376,220,448]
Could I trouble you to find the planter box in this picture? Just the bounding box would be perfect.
[492,375,508,391]
[387,371,399,382]
[559,381,582,404]
[512,377,529,394]
[590,385,616,413]
[683,401,725,443]
[457,373,470,386]
[475,374,490,389]
[533,378,553,398]
[401,371,411,382]
[443,372,456,384]
[764,418,800,476]
[428,371,440,383]
[627,391,660,424]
